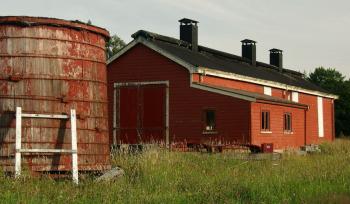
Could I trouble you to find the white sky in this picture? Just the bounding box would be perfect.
[1,0,349,78]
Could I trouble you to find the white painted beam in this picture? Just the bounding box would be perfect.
[21,113,69,119]
[15,107,22,178]
[70,109,79,184]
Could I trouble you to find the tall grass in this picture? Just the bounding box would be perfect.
[1,139,350,203]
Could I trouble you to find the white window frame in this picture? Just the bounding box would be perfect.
[317,96,324,137]
[263,86,272,96]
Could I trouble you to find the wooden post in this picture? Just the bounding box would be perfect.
[15,107,22,178]
[165,85,170,148]
[70,109,78,184]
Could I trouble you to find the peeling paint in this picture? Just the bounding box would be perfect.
[0,16,110,172]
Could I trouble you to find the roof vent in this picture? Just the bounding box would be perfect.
[179,18,198,52]
[241,39,256,66]
[269,48,283,70]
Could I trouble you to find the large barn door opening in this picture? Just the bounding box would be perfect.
[114,81,169,145]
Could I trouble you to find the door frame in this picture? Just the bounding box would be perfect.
[113,81,169,147]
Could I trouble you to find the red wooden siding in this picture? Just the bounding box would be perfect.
[141,85,166,143]
[108,44,251,145]
[119,86,138,144]
[118,85,166,144]
[251,102,306,149]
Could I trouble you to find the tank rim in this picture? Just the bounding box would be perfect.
[0,16,110,39]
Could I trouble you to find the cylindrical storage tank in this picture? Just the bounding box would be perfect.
[0,16,110,172]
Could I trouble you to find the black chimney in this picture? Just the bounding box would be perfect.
[241,39,256,66]
[269,48,283,69]
[179,18,198,51]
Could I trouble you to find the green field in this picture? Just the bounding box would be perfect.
[1,139,350,204]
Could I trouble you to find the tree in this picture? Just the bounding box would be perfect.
[106,35,126,59]
[307,67,350,136]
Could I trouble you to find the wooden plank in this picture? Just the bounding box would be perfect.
[15,107,22,178]
[21,113,69,119]
[70,109,79,184]
[19,149,76,153]
[113,88,117,145]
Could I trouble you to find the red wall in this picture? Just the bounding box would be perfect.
[195,74,335,144]
[323,97,335,141]
[108,44,334,148]
[298,93,334,144]
[250,102,306,149]
[193,73,264,94]
[108,44,251,144]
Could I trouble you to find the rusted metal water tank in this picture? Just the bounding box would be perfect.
[0,16,110,172]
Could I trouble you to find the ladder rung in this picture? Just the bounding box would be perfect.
[21,113,69,119]
[18,149,76,153]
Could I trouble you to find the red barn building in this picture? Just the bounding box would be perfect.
[107,19,337,150]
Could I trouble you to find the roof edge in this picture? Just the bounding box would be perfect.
[107,36,197,74]
[198,67,339,99]
[193,82,308,108]
[190,83,256,102]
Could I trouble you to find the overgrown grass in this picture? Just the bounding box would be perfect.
[1,139,350,203]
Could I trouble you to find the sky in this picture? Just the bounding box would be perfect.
[1,0,349,78]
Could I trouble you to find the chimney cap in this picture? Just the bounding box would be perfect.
[179,18,199,25]
[241,39,256,44]
[269,48,283,53]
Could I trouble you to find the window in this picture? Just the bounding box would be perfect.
[284,113,292,132]
[263,86,272,96]
[204,110,216,131]
[292,91,299,102]
[261,110,270,131]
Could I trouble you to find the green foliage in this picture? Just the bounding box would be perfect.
[106,35,126,59]
[1,140,350,203]
[307,67,350,136]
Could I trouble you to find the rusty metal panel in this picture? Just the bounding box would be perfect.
[0,16,110,172]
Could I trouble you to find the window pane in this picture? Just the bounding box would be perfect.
[266,112,270,130]
[284,113,292,131]
[205,110,215,131]
[261,111,270,131]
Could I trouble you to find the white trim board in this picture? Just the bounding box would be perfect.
[317,96,324,137]
[198,68,338,99]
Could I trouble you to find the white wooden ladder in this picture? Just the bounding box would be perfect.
[15,107,79,184]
